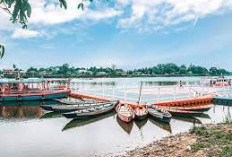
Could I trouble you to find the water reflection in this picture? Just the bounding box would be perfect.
[134,118,148,130]
[40,112,62,119]
[63,111,116,131]
[116,116,134,134]
[0,105,43,118]
[172,116,202,124]
[149,118,172,133]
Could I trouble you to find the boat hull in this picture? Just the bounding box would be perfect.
[0,90,70,101]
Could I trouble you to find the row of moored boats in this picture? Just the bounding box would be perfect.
[40,97,213,123]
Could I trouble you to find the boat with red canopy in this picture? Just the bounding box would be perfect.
[0,78,71,101]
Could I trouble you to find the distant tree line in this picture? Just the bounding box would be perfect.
[0,63,231,78]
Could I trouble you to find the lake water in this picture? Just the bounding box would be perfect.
[0,77,232,157]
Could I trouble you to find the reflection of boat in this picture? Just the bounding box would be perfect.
[0,100,58,106]
[148,106,172,123]
[134,118,148,129]
[0,105,43,118]
[0,78,70,101]
[40,112,62,119]
[149,118,172,133]
[116,103,134,123]
[116,116,133,134]
[63,101,119,119]
[172,116,202,124]
[62,111,116,131]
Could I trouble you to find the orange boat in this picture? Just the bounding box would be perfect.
[133,105,148,120]
[158,106,203,117]
[116,103,134,123]
[167,104,214,112]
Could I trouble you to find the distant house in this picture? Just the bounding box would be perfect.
[96,72,108,77]
[3,69,14,75]
[77,70,93,76]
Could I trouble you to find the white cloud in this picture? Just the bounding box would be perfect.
[29,0,121,25]
[117,0,232,31]
[11,29,40,39]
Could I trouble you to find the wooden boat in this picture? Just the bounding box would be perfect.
[55,97,95,105]
[168,104,213,112]
[0,78,71,101]
[148,105,172,123]
[48,101,114,113]
[159,107,203,117]
[133,105,148,120]
[116,103,134,123]
[62,101,119,119]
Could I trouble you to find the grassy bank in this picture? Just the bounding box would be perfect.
[116,123,232,157]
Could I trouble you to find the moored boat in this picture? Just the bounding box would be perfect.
[159,107,203,117]
[0,78,71,101]
[133,105,148,120]
[169,104,213,112]
[47,101,115,113]
[116,103,134,123]
[148,105,172,123]
[62,101,119,119]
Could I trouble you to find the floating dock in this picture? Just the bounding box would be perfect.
[152,97,213,107]
[70,92,214,107]
[213,97,232,106]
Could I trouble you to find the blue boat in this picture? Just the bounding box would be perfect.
[0,78,71,101]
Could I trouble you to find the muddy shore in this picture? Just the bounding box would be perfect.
[115,123,232,157]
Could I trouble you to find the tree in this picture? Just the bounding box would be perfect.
[0,0,101,59]
[0,45,5,58]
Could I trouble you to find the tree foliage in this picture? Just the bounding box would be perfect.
[0,0,97,59]
[1,63,231,78]
[0,45,5,59]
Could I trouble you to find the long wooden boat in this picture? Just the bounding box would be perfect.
[0,78,71,101]
[44,101,115,113]
[153,97,213,107]
[55,97,95,105]
[159,107,203,117]
[133,105,148,120]
[62,101,119,119]
[148,105,172,123]
[116,103,134,123]
[168,104,213,112]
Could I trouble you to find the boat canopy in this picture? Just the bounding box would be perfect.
[0,78,46,84]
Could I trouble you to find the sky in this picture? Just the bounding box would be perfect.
[0,0,232,70]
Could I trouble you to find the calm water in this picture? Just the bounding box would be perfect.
[0,77,232,157]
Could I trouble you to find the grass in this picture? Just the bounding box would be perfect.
[190,124,232,157]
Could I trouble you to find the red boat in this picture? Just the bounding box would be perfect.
[158,106,203,117]
[133,105,148,120]
[167,104,214,112]
[116,103,134,123]
[0,78,71,101]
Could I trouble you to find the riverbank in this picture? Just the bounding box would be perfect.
[116,122,232,157]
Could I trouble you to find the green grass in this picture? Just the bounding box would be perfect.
[190,125,232,157]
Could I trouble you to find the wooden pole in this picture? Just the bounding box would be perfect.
[137,82,143,104]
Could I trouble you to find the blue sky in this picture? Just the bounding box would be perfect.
[0,0,232,70]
